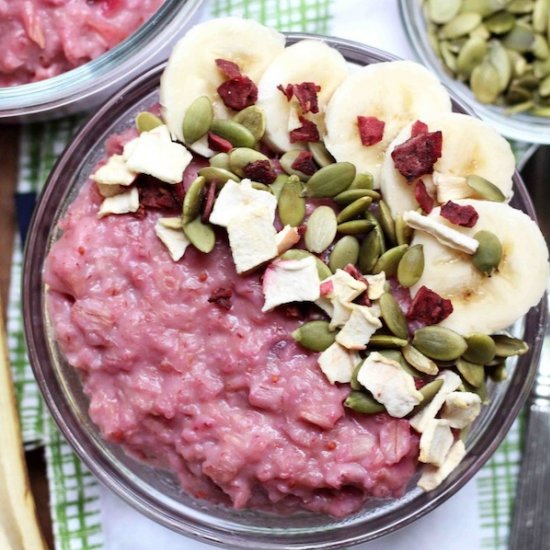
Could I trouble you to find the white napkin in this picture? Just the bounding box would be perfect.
[99,1,486,547]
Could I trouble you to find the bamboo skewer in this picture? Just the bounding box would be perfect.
[0,299,46,550]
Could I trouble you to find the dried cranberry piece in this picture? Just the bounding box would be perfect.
[243,160,277,184]
[217,76,258,111]
[357,116,385,146]
[343,264,368,286]
[277,82,321,114]
[215,58,242,79]
[202,181,217,222]
[208,287,233,310]
[411,120,429,137]
[137,176,181,212]
[289,117,320,143]
[407,286,453,325]
[277,84,294,101]
[391,130,443,182]
[290,151,317,176]
[208,132,233,153]
[415,180,434,214]
[440,200,479,227]
[320,280,334,296]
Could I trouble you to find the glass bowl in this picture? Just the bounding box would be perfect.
[399,0,550,144]
[0,0,203,123]
[23,34,547,549]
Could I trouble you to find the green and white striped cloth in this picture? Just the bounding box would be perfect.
[6,1,533,548]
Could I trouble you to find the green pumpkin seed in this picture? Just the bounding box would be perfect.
[336,197,372,224]
[457,358,485,387]
[492,334,529,356]
[534,58,550,78]
[413,326,468,361]
[540,74,550,95]
[337,219,375,235]
[448,37,468,54]
[308,141,334,167]
[359,229,381,273]
[305,206,338,253]
[402,344,439,375]
[379,293,408,340]
[470,23,491,40]
[368,334,408,348]
[270,175,288,199]
[292,320,335,352]
[376,349,422,377]
[135,111,163,133]
[182,176,206,225]
[344,391,385,414]
[329,236,360,272]
[233,105,266,141]
[531,106,550,115]
[463,376,488,402]
[334,188,380,205]
[280,249,332,280]
[280,150,314,180]
[350,362,363,390]
[210,152,230,170]
[506,83,532,103]
[418,379,445,404]
[397,244,425,288]
[278,178,306,227]
[440,12,482,39]
[507,0,535,13]
[508,49,528,77]
[395,214,413,246]
[503,23,536,52]
[471,60,501,103]
[485,11,516,34]
[488,41,513,91]
[228,147,270,177]
[183,216,216,253]
[460,0,509,16]
[349,173,374,190]
[305,162,356,198]
[457,36,488,78]
[487,361,508,382]
[378,200,396,245]
[428,0,462,23]
[533,34,550,59]
[515,72,540,89]
[466,175,506,201]
[373,244,408,277]
[440,41,458,73]
[251,182,271,192]
[505,99,535,113]
[182,96,213,144]
[463,333,497,364]
[198,166,240,184]
[210,119,256,148]
[472,230,502,274]
[366,211,386,255]
[533,0,550,33]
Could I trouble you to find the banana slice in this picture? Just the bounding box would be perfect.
[381,113,516,217]
[409,199,548,335]
[160,17,285,144]
[324,61,452,187]
[256,40,349,152]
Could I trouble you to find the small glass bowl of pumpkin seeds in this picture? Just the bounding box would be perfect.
[399,0,550,143]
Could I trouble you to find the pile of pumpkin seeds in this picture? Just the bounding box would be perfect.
[422,0,550,116]
[134,96,529,418]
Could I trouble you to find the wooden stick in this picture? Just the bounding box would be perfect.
[0,297,46,550]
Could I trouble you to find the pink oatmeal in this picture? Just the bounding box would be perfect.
[44,178,419,517]
[0,0,164,86]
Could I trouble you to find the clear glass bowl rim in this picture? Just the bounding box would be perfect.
[0,0,203,119]
[22,33,547,549]
[398,0,550,145]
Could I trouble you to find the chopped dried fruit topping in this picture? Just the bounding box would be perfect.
[289,116,320,143]
[217,76,258,111]
[320,280,334,296]
[440,201,479,228]
[407,286,453,325]
[208,287,233,310]
[202,181,217,222]
[215,58,242,79]
[137,176,181,212]
[207,132,233,153]
[290,151,317,176]
[391,131,443,182]
[415,180,434,214]
[411,120,429,137]
[243,160,277,184]
[343,263,368,287]
[277,82,321,114]
[357,116,385,147]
